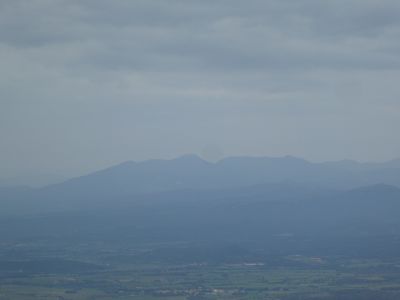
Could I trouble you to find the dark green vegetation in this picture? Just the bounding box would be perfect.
[1,156,400,299]
[2,241,400,299]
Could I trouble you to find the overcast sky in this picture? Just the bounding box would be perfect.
[1,0,400,179]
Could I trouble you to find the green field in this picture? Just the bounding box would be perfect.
[2,242,400,300]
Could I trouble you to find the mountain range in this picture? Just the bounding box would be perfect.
[1,154,400,259]
[3,154,396,201]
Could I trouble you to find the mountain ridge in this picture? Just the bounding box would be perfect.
[38,154,400,197]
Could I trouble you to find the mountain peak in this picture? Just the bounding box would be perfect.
[116,160,136,167]
[173,154,208,164]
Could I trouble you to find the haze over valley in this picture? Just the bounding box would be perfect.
[1,0,400,299]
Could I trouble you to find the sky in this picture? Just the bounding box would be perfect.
[1,0,400,180]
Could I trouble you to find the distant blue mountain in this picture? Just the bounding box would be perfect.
[1,155,400,215]
[1,155,400,262]
[34,155,400,201]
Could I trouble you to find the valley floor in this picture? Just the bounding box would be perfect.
[2,242,400,300]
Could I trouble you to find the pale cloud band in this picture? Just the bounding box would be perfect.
[1,0,399,178]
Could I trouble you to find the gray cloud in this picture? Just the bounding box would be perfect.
[1,0,400,180]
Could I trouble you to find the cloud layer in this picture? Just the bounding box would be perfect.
[1,0,400,178]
